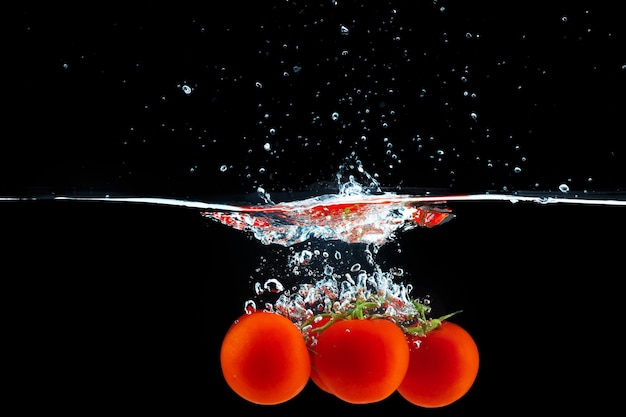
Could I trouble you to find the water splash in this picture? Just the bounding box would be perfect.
[201,194,453,246]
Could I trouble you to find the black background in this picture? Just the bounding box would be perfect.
[4,1,626,414]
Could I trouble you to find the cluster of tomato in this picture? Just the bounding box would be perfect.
[220,307,479,407]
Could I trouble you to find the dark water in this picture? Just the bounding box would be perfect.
[5,2,626,414]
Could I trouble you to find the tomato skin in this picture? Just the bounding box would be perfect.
[220,312,311,405]
[312,318,410,404]
[397,321,479,408]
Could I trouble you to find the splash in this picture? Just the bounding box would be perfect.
[200,193,453,246]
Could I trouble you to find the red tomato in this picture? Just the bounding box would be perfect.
[312,318,410,404]
[397,321,479,408]
[220,311,311,405]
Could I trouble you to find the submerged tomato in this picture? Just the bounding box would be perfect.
[312,318,410,404]
[220,311,311,405]
[397,321,479,408]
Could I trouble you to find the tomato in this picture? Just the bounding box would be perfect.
[312,318,410,404]
[220,311,311,405]
[397,321,479,408]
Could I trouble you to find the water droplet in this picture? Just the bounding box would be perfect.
[559,183,570,193]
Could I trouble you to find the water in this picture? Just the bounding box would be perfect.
[5,186,625,330]
[3,185,625,414]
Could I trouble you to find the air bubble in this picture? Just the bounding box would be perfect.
[350,263,361,272]
[559,183,570,193]
[244,300,257,314]
[298,250,313,264]
[264,279,284,293]
[389,267,404,276]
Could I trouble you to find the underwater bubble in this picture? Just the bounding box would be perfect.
[264,278,284,293]
[298,250,314,264]
[389,267,404,276]
[244,300,257,314]
[559,183,570,193]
